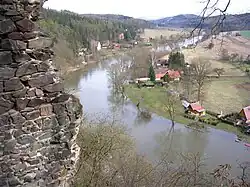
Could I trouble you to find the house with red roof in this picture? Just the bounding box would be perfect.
[239,106,250,126]
[167,70,181,81]
[155,69,181,82]
[184,101,206,116]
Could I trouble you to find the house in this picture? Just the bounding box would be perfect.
[166,70,181,81]
[239,106,250,126]
[135,77,150,83]
[182,100,206,116]
[188,102,206,116]
[155,69,169,81]
[119,33,124,40]
[97,42,101,51]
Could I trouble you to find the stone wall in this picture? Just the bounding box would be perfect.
[0,0,83,186]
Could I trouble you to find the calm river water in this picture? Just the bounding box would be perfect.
[64,59,250,177]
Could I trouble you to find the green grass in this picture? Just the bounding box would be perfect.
[125,85,250,143]
[240,30,250,39]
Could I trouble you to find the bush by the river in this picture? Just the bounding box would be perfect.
[75,116,250,186]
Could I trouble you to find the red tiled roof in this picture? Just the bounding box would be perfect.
[243,106,250,121]
[190,102,205,112]
[167,70,181,79]
[156,73,166,79]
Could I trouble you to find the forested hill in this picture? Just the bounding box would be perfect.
[39,9,146,54]
[152,13,250,31]
[82,14,153,29]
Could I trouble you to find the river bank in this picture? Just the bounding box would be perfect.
[125,85,250,143]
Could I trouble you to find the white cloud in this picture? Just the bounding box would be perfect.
[43,0,250,19]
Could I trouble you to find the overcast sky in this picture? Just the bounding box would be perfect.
[44,0,250,19]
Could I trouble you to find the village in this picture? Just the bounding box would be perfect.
[118,29,250,144]
[76,27,250,144]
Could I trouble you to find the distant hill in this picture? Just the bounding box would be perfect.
[152,13,250,31]
[82,14,154,29]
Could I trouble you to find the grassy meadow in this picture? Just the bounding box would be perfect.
[125,85,250,143]
[140,28,189,39]
[240,30,250,39]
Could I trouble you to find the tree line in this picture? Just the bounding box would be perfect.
[39,9,141,55]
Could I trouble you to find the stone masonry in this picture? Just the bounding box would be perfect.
[0,0,83,186]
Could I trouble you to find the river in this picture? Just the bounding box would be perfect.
[64,59,250,178]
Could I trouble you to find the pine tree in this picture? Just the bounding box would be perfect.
[148,64,156,82]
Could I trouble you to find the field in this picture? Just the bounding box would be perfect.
[240,30,250,39]
[181,36,250,113]
[203,77,250,114]
[141,28,189,39]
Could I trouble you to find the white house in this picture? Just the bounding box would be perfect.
[97,42,101,51]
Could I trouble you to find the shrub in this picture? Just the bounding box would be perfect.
[220,118,234,125]
[183,114,196,120]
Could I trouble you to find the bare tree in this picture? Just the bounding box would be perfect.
[190,58,211,102]
[182,66,195,101]
[107,56,131,97]
[213,68,225,78]
[163,90,179,129]
[190,0,232,37]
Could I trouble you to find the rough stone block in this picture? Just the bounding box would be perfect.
[28,73,55,88]
[52,94,70,103]
[1,39,26,51]
[40,104,53,116]
[28,50,52,61]
[16,18,35,32]
[28,98,45,107]
[17,134,35,145]
[0,82,3,93]
[43,83,63,93]
[10,111,26,124]
[53,103,66,116]
[23,32,37,40]
[0,97,14,115]
[13,52,31,63]
[4,77,24,92]
[28,37,53,49]
[13,129,26,138]
[24,173,36,182]
[4,139,17,154]
[38,131,52,140]
[16,98,29,110]
[16,61,37,77]
[8,32,23,40]
[12,88,27,98]
[35,88,44,97]
[37,62,50,72]
[0,51,13,65]
[24,110,40,120]
[27,88,36,97]
[0,113,10,126]
[0,19,16,34]
[0,67,15,79]
[57,115,70,127]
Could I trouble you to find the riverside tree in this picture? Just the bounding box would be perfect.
[190,58,211,102]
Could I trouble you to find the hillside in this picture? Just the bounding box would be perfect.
[152,13,250,31]
[82,14,154,29]
[38,9,146,71]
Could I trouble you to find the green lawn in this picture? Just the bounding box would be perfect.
[125,85,250,143]
[240,30,250,39]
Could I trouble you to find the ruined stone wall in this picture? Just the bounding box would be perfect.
[0,0,83,186]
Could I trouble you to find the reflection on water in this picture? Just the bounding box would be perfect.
[64,58,250,178]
